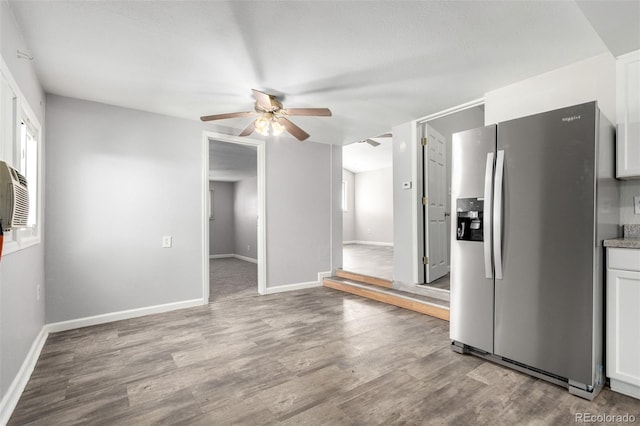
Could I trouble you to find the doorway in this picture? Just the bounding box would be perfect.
[419,104,485,291]
[341,134,394,280]
[202,132,266,303]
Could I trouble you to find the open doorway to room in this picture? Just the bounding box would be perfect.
[207,137,264,302]
[418,104,485,292]
[342,134,393,280]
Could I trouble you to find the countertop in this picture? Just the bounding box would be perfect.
[604,224,640,249]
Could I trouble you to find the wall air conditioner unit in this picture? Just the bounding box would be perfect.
[0,160,29,231]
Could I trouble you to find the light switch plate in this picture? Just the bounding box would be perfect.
[634,196,640,215]
[402,181,412,189]
[162,236,172,248]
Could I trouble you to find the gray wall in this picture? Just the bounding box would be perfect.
[0,0,46,401]
[485,53,616,126]
[234,176,257,260]
[209,181,234,255]
[266,138,334,286]
[46,94,340,319]
[209,178,258,260]
[0,2,44,124]
[342,169,355,242]
[354,167,393,244]
[392,121,417,284]
[45,95,204,322]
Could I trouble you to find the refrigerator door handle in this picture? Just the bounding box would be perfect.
[483,152,494,279]
[493,150,505,280]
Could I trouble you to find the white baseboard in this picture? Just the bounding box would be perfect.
[344,241,393,247]
[318,271,332,281]
[233,254,258,264]
[209,254,258,264]
[264,280,322,294]
[210,254,234,259]
[0,327,48,425]
[610,379,640,400]
[45,298,205,333]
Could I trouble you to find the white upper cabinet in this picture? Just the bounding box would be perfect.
[616,51,640,179]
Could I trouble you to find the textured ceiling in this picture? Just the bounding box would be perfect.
[7,1,631,148]
[209,140,256,181]
[575,0,640,57]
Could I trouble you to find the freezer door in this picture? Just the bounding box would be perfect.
[450,125,496,353]
[494,102,597,386]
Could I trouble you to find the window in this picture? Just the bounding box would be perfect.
[342,180,347,212]
[19,118,39,229]
[1,63,42,252]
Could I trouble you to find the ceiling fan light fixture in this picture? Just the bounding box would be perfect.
[255,115,270,135]
[271,120,284,136]
[200,89,331,141]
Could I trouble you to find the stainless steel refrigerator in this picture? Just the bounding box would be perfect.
[450,101,619,400]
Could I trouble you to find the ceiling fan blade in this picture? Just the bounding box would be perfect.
[252,89,276,110]
[239,120,256,137]
[365,139,381,147]
[280,108,332,117]
[200,111,257,122]
[278,118,310,141]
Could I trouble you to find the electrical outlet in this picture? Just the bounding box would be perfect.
[162,236,172,248]
[634,196,640,215]
[247,245,250,252]
[37,284,41,301]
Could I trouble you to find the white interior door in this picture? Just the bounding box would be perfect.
[423,124,448,283]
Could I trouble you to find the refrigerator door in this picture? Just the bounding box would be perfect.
[494,102,597,386]
[450,125,496,353]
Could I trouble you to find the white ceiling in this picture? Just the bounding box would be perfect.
[209,140,257,182]
[575,0,640,57]
[343,138,393,174]
[7,1,638,146]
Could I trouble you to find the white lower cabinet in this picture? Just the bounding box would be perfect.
[607,248,640,399]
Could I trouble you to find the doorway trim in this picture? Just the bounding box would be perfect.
[414,97,485,285]
[202,131,267,302]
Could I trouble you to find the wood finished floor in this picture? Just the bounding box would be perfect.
[9,288,640,425]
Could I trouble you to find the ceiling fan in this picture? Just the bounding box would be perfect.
[200,89,332,141]
[357,132,392,147]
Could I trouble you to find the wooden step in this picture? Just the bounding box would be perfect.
[336,269,392,288]
[323,277,450,321]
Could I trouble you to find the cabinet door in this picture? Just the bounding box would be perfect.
[616,51,640,178]
[607,268,640,386]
